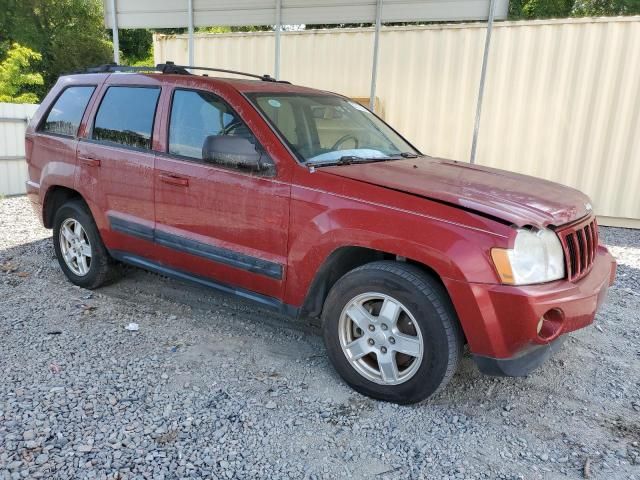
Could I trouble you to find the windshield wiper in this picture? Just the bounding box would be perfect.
[338,155,364,164]
[308,153,421,168]
[307,156,387,167]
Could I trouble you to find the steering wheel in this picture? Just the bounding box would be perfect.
[332,134,359,150]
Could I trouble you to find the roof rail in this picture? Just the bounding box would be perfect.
[78,61,289,83]
[80,63,160,74]
[158,62,287,83]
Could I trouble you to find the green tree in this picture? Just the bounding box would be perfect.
[0,0,113,100]
[0,43,43,103]
[509,0,639,17]
[117,29,154,64]
[509,0,574,18]
[572,0,640,14]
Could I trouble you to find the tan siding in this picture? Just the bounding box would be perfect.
[155,17,639,227]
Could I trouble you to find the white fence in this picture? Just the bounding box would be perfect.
[155,16,640,228]
[0,103,39,196]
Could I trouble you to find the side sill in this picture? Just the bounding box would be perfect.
[110,250,299,318]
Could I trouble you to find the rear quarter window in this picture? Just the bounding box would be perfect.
[92,86,160,150]
[40,86,95,137]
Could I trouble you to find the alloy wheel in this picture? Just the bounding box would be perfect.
[59,218,92,276]
[338,292,424,385]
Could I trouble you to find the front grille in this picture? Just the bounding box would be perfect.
[557,216,598,281]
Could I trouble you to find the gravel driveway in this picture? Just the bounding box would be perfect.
[1,195,638,480]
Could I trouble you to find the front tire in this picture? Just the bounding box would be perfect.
[322,261,463,404]
[53,200,118,289]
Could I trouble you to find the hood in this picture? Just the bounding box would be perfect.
[321,156,592,228]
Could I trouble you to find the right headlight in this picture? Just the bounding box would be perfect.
[491,228,565,285]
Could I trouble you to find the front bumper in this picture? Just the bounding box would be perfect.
[473,337,566,376]
[445,245,616,375]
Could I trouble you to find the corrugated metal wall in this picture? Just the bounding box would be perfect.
[155,16,640,227]
[0,103,39,196]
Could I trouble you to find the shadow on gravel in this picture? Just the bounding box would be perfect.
[2,231,631,401]
[103,266,323,336]
[0,236,51,258]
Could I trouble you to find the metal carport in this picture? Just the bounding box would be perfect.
[102,0,508,162]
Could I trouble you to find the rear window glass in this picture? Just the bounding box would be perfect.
[40,86,95,137]
[92,86,160,150]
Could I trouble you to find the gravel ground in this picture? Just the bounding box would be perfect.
[0,195,638,480]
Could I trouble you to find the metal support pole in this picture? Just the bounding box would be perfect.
[188,0,195,66]
[369,0,383,111]
[469,0,496,164]
[110,0,119,64]
[274,0,282,80]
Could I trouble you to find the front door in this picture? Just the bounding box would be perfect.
[154,88,290,300]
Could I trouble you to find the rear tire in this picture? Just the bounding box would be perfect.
[52,200,118,289]
[322,261,463,404]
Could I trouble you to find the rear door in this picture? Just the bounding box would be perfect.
[154,87,291,300]
[76,78,162,257]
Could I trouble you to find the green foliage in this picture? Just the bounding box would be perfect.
[0,0,113,100]
[197,25,271,33]
[508,0,572,18]
[572,0,640,15]
[129,54,155,67]
[117,29,154,64]
[0,43,43,103]
[509,0,639,17]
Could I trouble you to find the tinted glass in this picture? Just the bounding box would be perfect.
[169,89,255,160]
[249,94,417,163]
[41,86,95,137]
[93,87,160,149]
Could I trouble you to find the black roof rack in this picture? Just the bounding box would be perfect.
[81,63,159,74]
[78,61,289,83]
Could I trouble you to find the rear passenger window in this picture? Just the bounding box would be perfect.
[169,89,255,160]
[92,86,160,150]
[40,86,95,137]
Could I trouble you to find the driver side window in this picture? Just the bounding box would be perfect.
[168,89,254,160]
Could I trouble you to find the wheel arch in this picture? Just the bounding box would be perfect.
[42,185,86,228]
[300,245,450,320]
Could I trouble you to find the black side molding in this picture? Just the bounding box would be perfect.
[154,229,282,279]
[109,216,154,242]
[107,215,283,280]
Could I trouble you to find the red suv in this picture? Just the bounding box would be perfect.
[25,64,616,404]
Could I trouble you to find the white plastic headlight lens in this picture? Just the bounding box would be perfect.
[491,228,565,285]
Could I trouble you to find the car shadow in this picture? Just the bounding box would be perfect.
[3,233,635,408]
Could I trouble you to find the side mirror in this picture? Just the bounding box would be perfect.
[202,135,262,171]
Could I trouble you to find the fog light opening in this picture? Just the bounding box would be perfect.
[537,308,564,341]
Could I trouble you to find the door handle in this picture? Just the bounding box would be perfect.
[78,156,101,167]
[159,173,189,187]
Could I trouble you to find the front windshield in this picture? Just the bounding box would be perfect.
[247,93,418,163]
